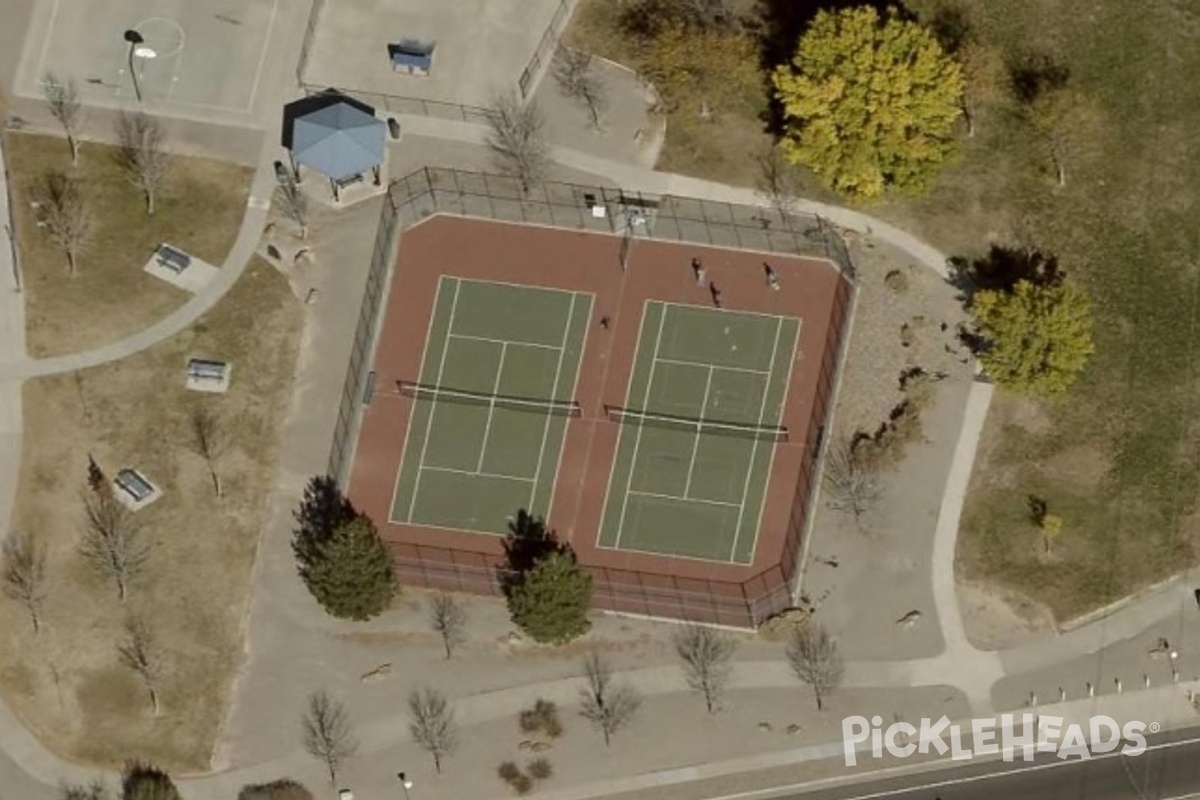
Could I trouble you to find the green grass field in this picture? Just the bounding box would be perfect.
[392,278,592,534]
[599,302,798,564]
[571,0,1200,619]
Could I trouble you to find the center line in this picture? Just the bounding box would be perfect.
[683,366,714,498]
[476,342,509,473]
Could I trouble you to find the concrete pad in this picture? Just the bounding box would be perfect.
[141,247,218,293]
[15,0,278,114]
[305,0,562,110]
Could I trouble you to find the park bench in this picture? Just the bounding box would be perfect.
[156,244,192,274]
[115,468,154,503]
[187,359,229,384]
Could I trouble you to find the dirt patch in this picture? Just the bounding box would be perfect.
[2,259,301,771]
[957,581,1055,651]
[5,131,252,357]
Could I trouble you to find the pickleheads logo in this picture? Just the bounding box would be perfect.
[841,714,1151,766]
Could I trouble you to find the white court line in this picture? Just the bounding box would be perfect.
[423,466,533,484]
[597,299,652,546]
[244,0,280,112]
[739,317,803,566]
[406,278,461,522]
[682,365,714,498]
[656,299,798,322]
[33,0,63,91]
[528,293,578,513]
[658,356,769,376]
[165,34,186,101]
[451,332,559,351]
[729,315,784,561]
[614,304,668,550]
[475,342,509,473]
[629,490,741,509]
[388,278,450,525]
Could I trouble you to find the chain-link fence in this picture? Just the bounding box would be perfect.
[299,83,493,125]
[328,166,858,626]
[519,0,578,98]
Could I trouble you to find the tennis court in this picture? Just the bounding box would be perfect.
[390,277,592,533]
[599,302,800,564]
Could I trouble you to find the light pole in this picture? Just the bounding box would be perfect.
[122,30,157,103]
[123,30,144,102]
[397,772,413,800]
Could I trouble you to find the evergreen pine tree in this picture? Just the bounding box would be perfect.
[292,475,357,581]
[121,761,182,800]
[508,550,593,644]
[305,515,396,620]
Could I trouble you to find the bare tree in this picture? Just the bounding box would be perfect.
[673,623,737,713]
[427,592,467,659]
[553,48,608,130]
[188,404,229,498]
[41,72,84,165]
[785,623,844,711]
[485,91,549,195]
[60,780,110,800]
[408,687,459,773]
[35,172,93,277]
[275,176,310,240]
[579,652,641,746]
[822,438,880,529]
[755,146,801,220]
[118,616,164,714]
[2,530,47,633]
[80,489,149,602]
[302,690,358,785]
[115,112,170,215]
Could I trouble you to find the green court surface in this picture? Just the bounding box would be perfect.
[392,278,592,533]
[599,302,800,564]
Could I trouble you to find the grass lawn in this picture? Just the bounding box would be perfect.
[567,0,1200,621]
[0,257,301,770]
[5,131,252,359]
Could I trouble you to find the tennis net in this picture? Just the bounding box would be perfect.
[397,380,582,417]
[605,405,788,442]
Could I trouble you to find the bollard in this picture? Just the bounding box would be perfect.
[1116,678,1123,694]
[1030,692,1037,707]
[1145,674,1151,689]
[1174,669,1180,684]
[1059,687,1066,701]
[1087,682,1095,698]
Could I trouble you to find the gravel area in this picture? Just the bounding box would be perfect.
[799,235,975,661]
[833,236,970,435]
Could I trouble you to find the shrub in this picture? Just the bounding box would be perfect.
[238,780,315,800]
[519,699,563,738]
[528,758,554,780]
[884,269,909,293]
[512,774,535,795]
[498,762,522,783]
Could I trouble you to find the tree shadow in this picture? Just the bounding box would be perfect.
[500,509,567,597]
[947,244,1063,302]
[1007,50,1070,105]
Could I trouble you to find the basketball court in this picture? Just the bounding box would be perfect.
[598,302,800,564]
[389,277,592,534]
[15,0,278,116]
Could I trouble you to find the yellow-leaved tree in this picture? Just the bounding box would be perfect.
[643,24,762,119]
[772,6,964,200]
[971,280,1095,399]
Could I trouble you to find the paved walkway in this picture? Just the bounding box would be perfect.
[0,108,1171,800]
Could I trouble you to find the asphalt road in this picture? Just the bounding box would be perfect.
[784,728,1200,800]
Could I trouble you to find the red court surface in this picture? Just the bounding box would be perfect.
[347,215,853,626]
